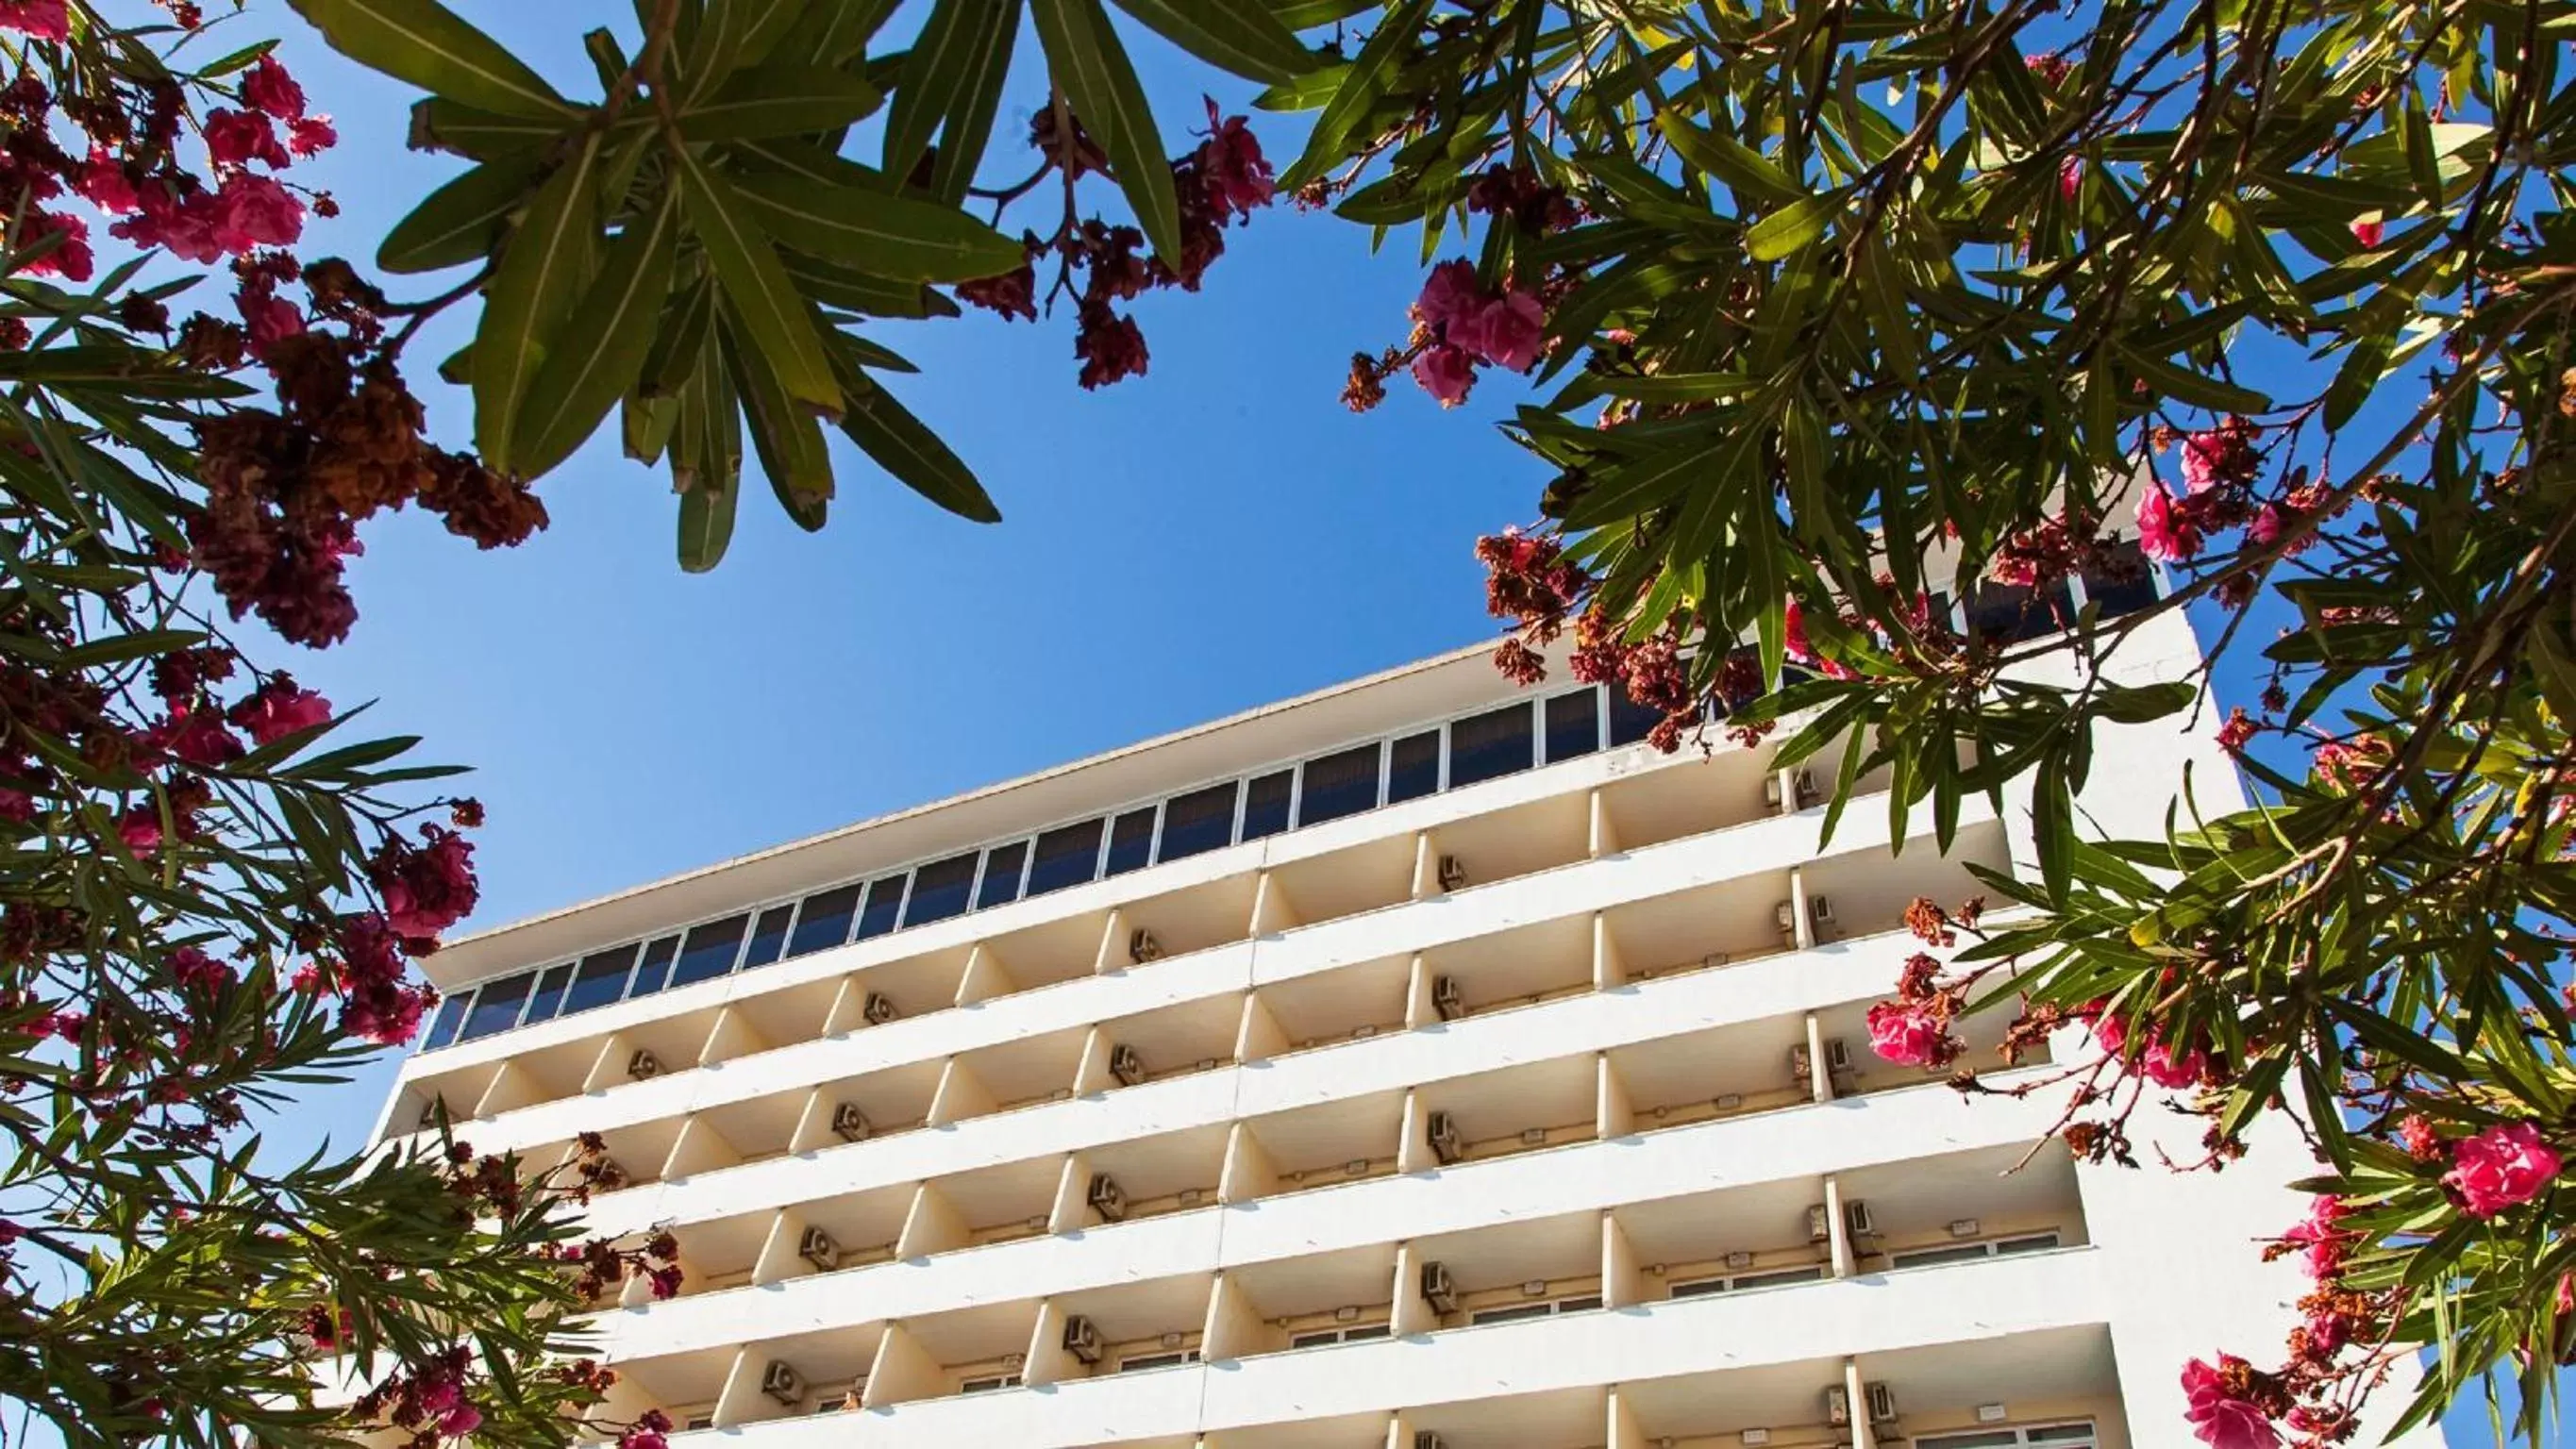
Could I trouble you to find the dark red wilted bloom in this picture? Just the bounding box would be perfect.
[2217,708,2257,755]
[203,108,289,170]
[227,674,332,745]
[369,825,479,941]
[1195,99,1273,220]
[1073,305,1147,390]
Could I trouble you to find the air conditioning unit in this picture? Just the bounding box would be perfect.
[1430,974,1465,1021]
[1867,1382,1899,1424]
[1793,768,1818,806]
[626,1049,661,1081]
[861,991,898,1025]
[1807,1204,1832,1242]
[760,1359,804,1407]
[1725,1250,1754,1269]
[828,1101,870,1143]
[1764,774,1784,807]
[1845,1198,1877,1237]
[1062,1313,1104,1364]
[1436,854,1467,891]
[1826,1037,1852,1074]
[1109,1043,1146,1087]
[797,1225,840,1272]
[1425,1108,1464,1165]
[1087,1172,1128,1223]
[1774,900,1798,934]
[1416,1434,1448,1449]
[1809,894,1837,927]
[1827,1385,1851,1425]
[1129,928,1163,964]
[1419,1259,1459,1313]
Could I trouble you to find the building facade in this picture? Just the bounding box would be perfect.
[369,600,2443,1449]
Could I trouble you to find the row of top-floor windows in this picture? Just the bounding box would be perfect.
[416,554,2157,1056]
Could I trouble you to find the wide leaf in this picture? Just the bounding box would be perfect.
[471,133,605,471]
[1105,0,1317,85]
[511,191,684,479]
[378,153,544,275]
[730,170,1024,283]
[288,0,574,119]
[681,65,884,142]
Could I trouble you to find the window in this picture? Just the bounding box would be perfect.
[562,945,637,1015]
[1157,783,1237,862]
[1386,730,1440,803]
[1608,686,1663,746]
[1889,1231,2061,1271]
[669,915,748,988]
[423,991,472,1049]
[1993,1230,2063,1255]
[741,905,795,970]
[460,973,533,1041]
[1668,1264,1825,1297]
[854,876,906,941]
[976,841,1029,908]
[1239,771,1293,841]
[1964,578,2073,644]
[901,854,978,927]
[1103,807,1156,876]
[1918,1424,2097,1449]
[1114,1350,1199,1373]
[1467,1294,1600,1324]
[1296,743,1381,826]
[2082,539,2160,618]
[521,962,574,1024]
[627,936,679,997]
[1289,1324,1389,1348]
[1447,702,1534,787]
[1026,820,1103,896]
[787,885,862,958]
[957,1374,1020,1394]
[1544,690,1601,762]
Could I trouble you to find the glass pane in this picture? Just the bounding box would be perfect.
[1889,1242,1992,1270]
[976,841,1029,909]
[1993,1231,2062,1255]
[423,991,473,1049]
[627,936,680,997]
[2083,540,2160,618]
[1158,782,1237,862]
[1468,1304,1553,1325]
[669,915,748,988]
[742,905,795,969]
[1448,702,1534,787]
[2028,1426,2099,1444]
[1239,771,1293,841]
[1917,1434,2020,1449]
[787,885,862,958]
[1296,743,1381,826]
[855,876,906,941]
[522,963,574,1024]
[1965,578,2072,644]
[1733,1265,1824,1290]
[563,945,638,1015]
[902,855,979,927]
[1608,688,1663,746]
[460,973,533,1041]
[1103,808,1156,876]
[1545,690,1601,762]
[1027,820,1104,896]
[1341,1324,1389,1341]
[1385,730,1440,804]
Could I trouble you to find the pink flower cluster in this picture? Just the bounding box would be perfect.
[0,0,66,42]
[2442,1120,2561,1218]
[369,824,480,942]
[1865,998,1954,1068]
[2085,1003,2210,1089]
[2183,1357,2282,1449]
[1409,259,1547,407]
[2278,1194,2354,1280]
[107,56,324,269]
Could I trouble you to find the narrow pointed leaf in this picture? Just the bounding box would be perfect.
[1030,0,1184,262]
[671,144,843,415]
[724,309,835,530]
[828,342,999,522]
[288,0,573,119]
[681,65,884,142]
[378,154,544,274]
[927,0,1025,206]
[1105,0,1317,84]
[471,132,605,470]
[884,0,1013,179]
[512,191,683,478]
[730,169,1024,282]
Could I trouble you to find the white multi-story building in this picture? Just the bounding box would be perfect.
[372,582,2441,1449]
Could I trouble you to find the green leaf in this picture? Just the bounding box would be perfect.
[471,133,605,471]
[883,0,1013,178]
[681,64,884,142]
[927,0,1025,205]
[1106,0,1317,84]
[407,97,562,159]
[673,326,744,571]
[730,169,1025,283]
[512,191,684,479]
[2116,345,2274,415]
[1253,60,1348,111]
[1269,0,1372,25]
[377,153,544,275]
[1745,189,1845,261]
[671,144,844,416]
[287,0,574,118]
[724,309,835,529]
[1030,0,1185,262]
[1281,0,1430,189]
[1655,114,1802,206]
[779,252,963,317]
[828,343,1000,523]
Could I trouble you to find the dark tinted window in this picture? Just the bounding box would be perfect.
[1027,820,1103,896]
[460,973,533,1041]
[1608,688,1663,746]
[628,936,679,997]
[1239,771,1293,841]
[522,963,573,1024]
[741,905,795,969]
[902,855,978,926]
[1545,690,1601,762]
[424,991,472,1049]
[2082,541,2161,619]
[1965,579,2071,644]
[1297,743,1380,825]
[669,915,747,987]
[1158,783,1237,862]
[787,885,861,958]
[1386,730,1440,804]
[976,841,1028,909]
[1103,808,1157,876]
[855,876,906,941]
[1448,702,1534,787]
[563,945,638,1015]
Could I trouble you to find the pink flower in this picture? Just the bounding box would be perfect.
[0,0,67,41]
[1196,100,1271,219]
[2350,217,2384,248]
[2087,1005,2127,1058]
[242,291,306,358]
[1463,291,1547,372]
[437,1405,483,1436]
[19,212,92,282]
[2136,485,2202,563]
[2141,1037,2206,1089]
[2180,431,2229,493]
[2182,1357,2280,1449]
[371,825,480,941]
[204,109,290,170]
[2280,1195,2351,1279]
[118,809,163,857]
[288,115,338,158]
[112,184,226,264]
[2058,157,2082,202]
[2444,1121,2562,1218]
[76,151,139,214]
[1412,258,1482,333]
[228,675,332,745]
[209,174,303,254]
[170,946,230,992]
[1412,344,1477,408]
[243,55,307,121]
[1866,999,1951,1068]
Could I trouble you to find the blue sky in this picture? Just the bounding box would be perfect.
[217,2,2535,1442]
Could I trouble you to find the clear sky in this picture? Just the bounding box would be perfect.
[223,3,2536,1442]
